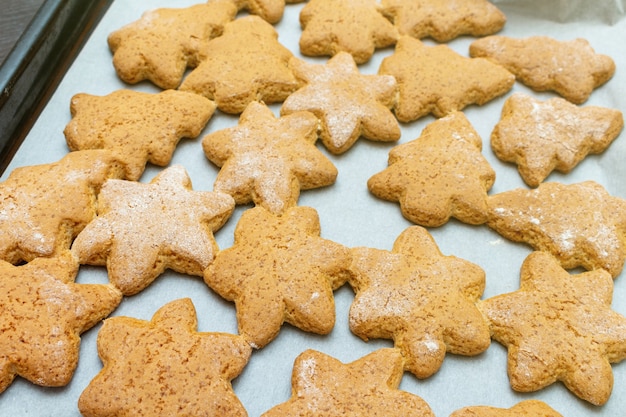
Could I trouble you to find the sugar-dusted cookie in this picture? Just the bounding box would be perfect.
[0,150,124,265]
[107,0,237,89]
[469,35,616,104]
[348,226,489,379]
[487,181,626,278]
[261,348,435,417]
[204,205,351,349]
[71,165,235,296]
[179,15,299,114]
[368,111,495,227]
[381,0,506,42]
[0,251,122,393]
[478,251,626,405]
[64,89,215,181]
[281,52,400,154]
[78,298,251,417]
[202,101,337,215]
[380,36,514,122]
[491,93,624,187]
[299,0,398,64]
[450,400,564,417]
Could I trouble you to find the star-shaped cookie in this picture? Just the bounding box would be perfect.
[179,15,299,114]
[450,400,564,417]
[281,52,400,154]
[486,181,626,278]
[379,36,514,122]
[78,298,251,417]
[202,101,337,215]
[299,0,398,64]
[381,0,506,42]
[71,165,235,296]
[64,89,216,181]
[349,226,490,378]
[232,0,286,24]
[0,251,122,393]
[491,93,624,187]
[107,0,237,89]
[470,35,616,104]
[368,111,495,227]
[478,251,626,405]
[261,348,435,417]
[204,205,352,348]
[0,150,124,265]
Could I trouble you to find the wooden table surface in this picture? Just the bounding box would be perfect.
[0,0,46,66]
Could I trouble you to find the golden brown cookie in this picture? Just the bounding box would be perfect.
[380,36,514,122]
[281,52,400,154]
[64,89,216,181]
[78,298,251,417]
[261,348,435,416]
[368,111,495,227]
[469,35,616,104]
[450,400,564,417]
[491,93,624,187]
[232,0,285,24]
[71,165,235,296]
[202,101,337,215]
[381,0,506,42]
[299,0,398,64]
[0,150,125,265]
[0,251,122,393]
[348,226,490,379]
[204,205,351,349]
[486,181,626,278]
[179,15,299,114]
[107,0,237,89]
[478,251,626,405]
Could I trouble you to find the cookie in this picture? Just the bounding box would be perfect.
[380,0,506,42]
[64,89,216,181]
[71,165,235,296]
[368,111,495,227]
[78,298,251,417]
[0,150,125,265]
[0,251,122,393]
[107,0,237,89]
[202,101,337,215]
[348,226,489,379]
[450,400,564,417]
[179,15,299,114]
[486,181,626,278]
[261,348,435,416]
[299,0,398,64]
[232,0,285,24]
[204,205,351,349]
[478,251,626,405]
[379,36,514,122]
[281,52,400,154]
[469,35,616,104]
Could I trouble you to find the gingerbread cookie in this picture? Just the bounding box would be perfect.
[299,0,398,64]
[478,251,626,405]
[64,89,215,181]
[232,0,285,24]
[380,0,506,42]
[491,93,624,187]
[78,298,251,417]
[368,111,495,227]
[202,101,337,215]
[0,150,124,265]
[486,181,626,278]
[281,52,400,154]
[179,15,299,114]
[0,251,122,393]
[71,165,235,296]
[349,226,490,379]
[450,400,564,417]
[261,348,435,416]
[107,0,237,89]
[380,36,514,122]
[204,205,351,349]
[469,35,616,104]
